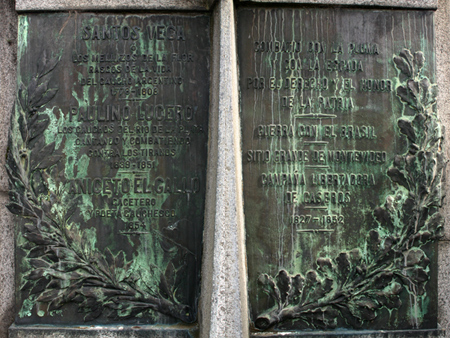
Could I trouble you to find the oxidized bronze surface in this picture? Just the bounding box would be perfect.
[238,7,443,332]
[9,13,209,325]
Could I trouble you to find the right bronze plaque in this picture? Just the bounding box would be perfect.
[239,7,444,332]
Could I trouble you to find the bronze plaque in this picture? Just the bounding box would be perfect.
[238,8,443,332]
[9,13,209,325]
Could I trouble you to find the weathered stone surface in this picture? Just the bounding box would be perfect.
[436,0,450,242]
[9,324,198,337]
[238,0,437,9]
[16,0,212,11]
[438,241,450,335]
[250,328,444,337]
[14,0,439,11]
[199,0,249,337]
[0,193,15,338]
[0,0,17,193]
[0,0,17,338]
[435,0,450,335]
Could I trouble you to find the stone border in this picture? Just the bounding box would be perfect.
[9,324,198,338]
[238,0,437,9]
[16,0,437,11]
[250,328,444,337]
[16,0,218,12]
[199,0,249,337]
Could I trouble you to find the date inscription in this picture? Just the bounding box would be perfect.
[238,9,426,312]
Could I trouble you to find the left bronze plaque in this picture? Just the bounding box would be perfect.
[9,13,209,325]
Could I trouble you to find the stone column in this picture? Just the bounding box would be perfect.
[0,0,17,337]
[200,0,249,337]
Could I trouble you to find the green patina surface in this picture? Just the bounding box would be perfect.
[9,13,210,325]
[238,7,443,332]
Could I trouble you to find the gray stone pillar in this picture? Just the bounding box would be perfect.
[0,0,17,337]
[200,0,249,337]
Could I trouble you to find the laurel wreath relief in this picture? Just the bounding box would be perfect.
[7,46,444,329]
[255,49,445,330]
[7,51,194,323]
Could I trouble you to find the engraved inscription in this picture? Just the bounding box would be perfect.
[11,13,209,325]
[239,8,439,332]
